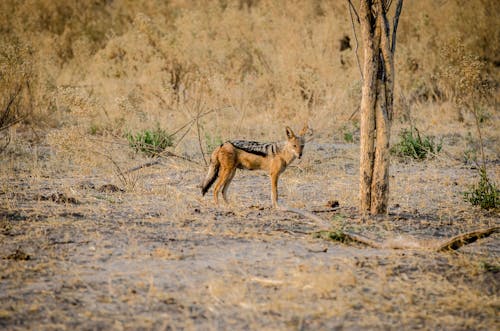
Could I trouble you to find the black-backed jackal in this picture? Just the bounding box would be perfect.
[201,125,309,208]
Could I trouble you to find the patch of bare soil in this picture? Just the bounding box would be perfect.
[0,142,498,330]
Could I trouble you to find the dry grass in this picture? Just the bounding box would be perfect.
[1,0,499,330]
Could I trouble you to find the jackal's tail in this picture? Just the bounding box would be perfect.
[201,149,220,195]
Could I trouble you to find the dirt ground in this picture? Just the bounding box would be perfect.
[1,139,498,330]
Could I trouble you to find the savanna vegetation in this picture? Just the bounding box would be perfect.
[1,0,498,330]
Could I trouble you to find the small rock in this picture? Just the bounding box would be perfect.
[5,249,30,261]
[326,200,340,208]
[97,184,124,193]
[78,181,95,190]
[38,192,79,204]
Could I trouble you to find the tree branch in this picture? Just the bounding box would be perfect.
[347,0,363,81]
[391,0,403,53]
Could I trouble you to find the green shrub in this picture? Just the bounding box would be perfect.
[464,168,499,210]
[126,127,173,157]
[391,127,442,160]
[341,122,358,143]
[343,131,354,143]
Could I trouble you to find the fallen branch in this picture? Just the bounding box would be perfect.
[280,205,499,252]
[435,227,499,252]
[310,207,341,213]
[324,227,499,252]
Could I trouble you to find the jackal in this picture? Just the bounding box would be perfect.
[201,125,309,208]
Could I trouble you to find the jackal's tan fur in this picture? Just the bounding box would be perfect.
[201,126,309,208]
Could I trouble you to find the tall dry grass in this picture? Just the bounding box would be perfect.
[0,0,498,167]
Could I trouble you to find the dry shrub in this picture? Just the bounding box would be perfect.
[438,39,494,111]
[0,0,497,156]
[0,36,35,150]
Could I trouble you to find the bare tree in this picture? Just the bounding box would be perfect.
[350,0,403,215]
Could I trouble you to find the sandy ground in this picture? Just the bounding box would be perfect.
[1,140,498,330]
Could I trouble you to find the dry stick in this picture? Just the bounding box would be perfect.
[347,107,360,121]
[342,0,363,122]
[0,84,24,131]
[172,118,196,148]
[172,106,232,148]
[310,207,341,213]
[0,115,27,133]
[471,103,488,175]
[124,150,202,174]
[93,150,128,187]
[347,0,363,82]
[124,159,162,174]
[196,108,208,166]
[0,85,20,122]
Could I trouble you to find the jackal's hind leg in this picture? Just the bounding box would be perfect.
[213,167,232,205]
[221,168,236,203]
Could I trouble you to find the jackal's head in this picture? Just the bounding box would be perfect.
[285,125,309,159]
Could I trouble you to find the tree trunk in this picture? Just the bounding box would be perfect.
[358,0,402,215]
[359,0,380,213]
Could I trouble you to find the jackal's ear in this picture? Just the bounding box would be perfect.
[285,126,295,139]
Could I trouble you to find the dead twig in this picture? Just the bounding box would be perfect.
[347,0,363,81]
[0,84,23,129]
[93,150,133,190]
[196,106,208,166]
[309,207,341,213]
[124,159,163,174]
[124,150,202,174]
[347,106,360,121]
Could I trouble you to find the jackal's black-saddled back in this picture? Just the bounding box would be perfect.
[228,140,279,157]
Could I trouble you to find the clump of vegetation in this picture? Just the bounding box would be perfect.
[341,121,359,143]
[463,169,499,210]
[126,127,173,157]
[391,127,442,160]
[313,230,350,244]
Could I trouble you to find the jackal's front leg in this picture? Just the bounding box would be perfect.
[270,172,280,208]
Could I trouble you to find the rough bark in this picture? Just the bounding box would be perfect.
[370,2,393,214]
[371,79,390,213]
[359,0,379,213]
